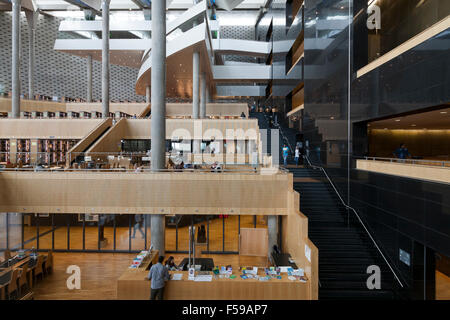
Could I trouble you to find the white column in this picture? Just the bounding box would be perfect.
[192,51,200,119]
[200,72,206,118]
[11,0,21,118]
[25,11,38,101]
[146,86,150,104]
[150,0,167,256]
[101,0,111,117]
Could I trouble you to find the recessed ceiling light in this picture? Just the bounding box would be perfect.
[395,119,401,122]
[440,111,447,114]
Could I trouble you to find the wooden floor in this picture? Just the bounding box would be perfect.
[2,212,450,300]
[31,252,241,300]
[28,252,450,300]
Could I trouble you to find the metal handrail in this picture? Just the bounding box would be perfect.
[304,155,404,288]
[262,112,295,153]
[359,156,450,167]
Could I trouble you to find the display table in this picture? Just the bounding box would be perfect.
[117,269,311,300]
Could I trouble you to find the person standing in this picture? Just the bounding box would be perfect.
[282,144,289,166]
[294,146,300,166]
[131,214,145,239]
[393,143,411,160]
[147,255,170,300]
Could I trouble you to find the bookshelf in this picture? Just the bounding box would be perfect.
[37,139,78,165]
[0,139,10,163]
[16,139,31,164]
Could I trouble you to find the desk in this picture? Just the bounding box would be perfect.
[178,258,214,271]
[272,253,298,269]
[117,270,310,300]
[0,254,45,289]
[0,269,11,300]
[0,256,30,269]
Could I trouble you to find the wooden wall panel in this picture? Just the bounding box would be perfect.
[0,98,65,113]
[239,228,268,256]
[282,190,319,299]
[356,159,450,184]
[0,171,290,215]
[87,118,126,154]
[164,103,248,118]
[122,119,259,140]
[369,129,450,158]
[0,119,103,139]
[66,102,148,116]
[67,118,112,164]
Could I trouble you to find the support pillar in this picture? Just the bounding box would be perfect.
[206,86,211,103]
[101,0,110,117]
[25,10,38,101]
[87,54,93,103]
[268,215,278,260]
[11,0,21,118]
[151,215,165,257]
[192,51,200,119]
[200,72,206,118]
[146,86,150,104]
[150,0,167,255]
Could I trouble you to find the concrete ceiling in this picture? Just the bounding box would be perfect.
[58,49,144,68]
[369,107,450,130]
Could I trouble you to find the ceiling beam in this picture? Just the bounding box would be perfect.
[63,0,101,11]
[0,0,37,11]
[130,0,144,9]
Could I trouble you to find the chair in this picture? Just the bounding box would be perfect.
[3,249,11,261]
[0,283,5,300]
[44,251,53,275]
[17,264,29,297]
[7,269,19,300]
[33,255,44,283]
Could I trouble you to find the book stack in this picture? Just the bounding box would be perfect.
[129,251,148,269]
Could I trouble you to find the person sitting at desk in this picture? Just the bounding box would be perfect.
[134,163,142,173]
[165,256,177,271]
[147,255,170,300]
[210,161,222,172]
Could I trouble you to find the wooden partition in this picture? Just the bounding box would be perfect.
[165,103,248,118]
[0,98,66,113]
[86,118,127,156]
[115,176,318,300]
[66,118,113,166]
[356,159,450,184]
[0,98,247,119]
[0,171,291,215]
[0,119,103,139]
[281,190,319,299]
[66,102,148,116]
[123,118,259,140]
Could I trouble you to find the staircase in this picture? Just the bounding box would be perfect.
[289,166,397,299]
[251,110,399,299]
[250,111,297,164]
